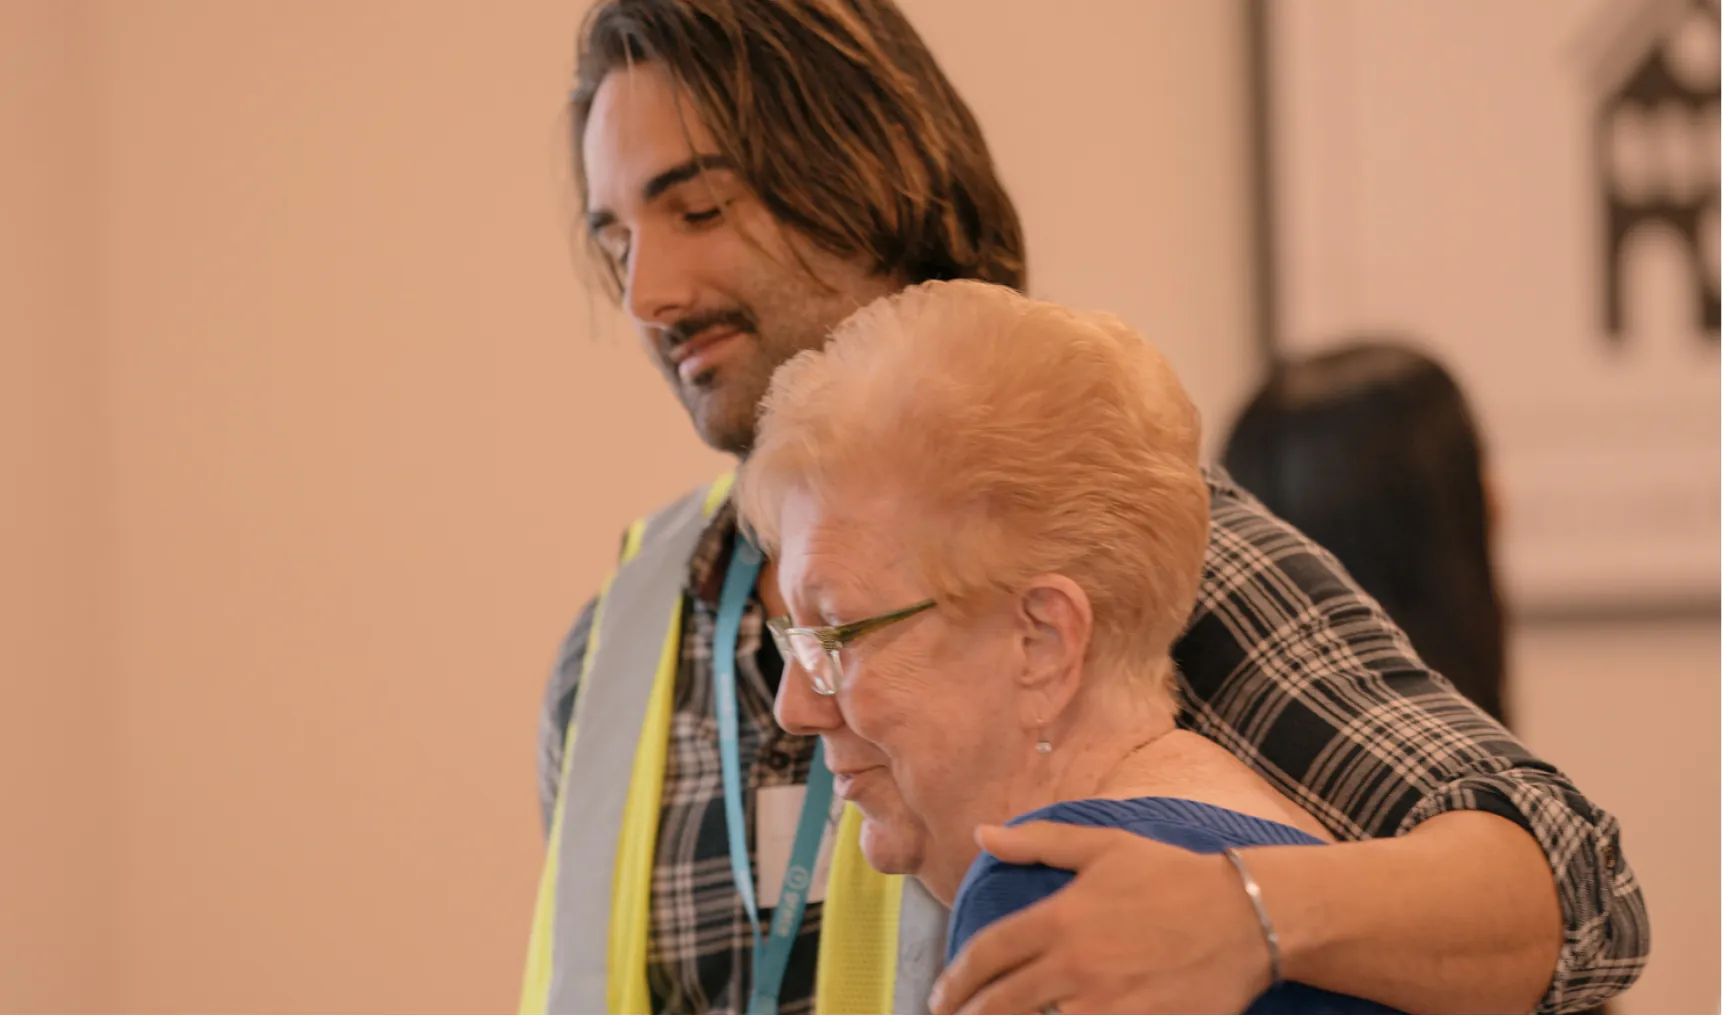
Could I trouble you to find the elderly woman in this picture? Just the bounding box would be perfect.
[737,281,1397,1014]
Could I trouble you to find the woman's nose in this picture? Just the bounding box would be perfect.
[775,658,842,736]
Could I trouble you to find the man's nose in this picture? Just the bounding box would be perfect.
[622,225,697,329]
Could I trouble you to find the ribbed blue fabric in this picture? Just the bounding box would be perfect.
[948,797,1400,1015]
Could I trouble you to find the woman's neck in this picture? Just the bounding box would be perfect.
[917,665,1334,906]
[1036,680,1337,844]
[1025,672,1182,812]
[917,669,1181,907]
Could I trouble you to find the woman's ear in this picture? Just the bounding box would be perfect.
[1015,574,1092,728]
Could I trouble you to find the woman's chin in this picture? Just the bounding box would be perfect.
[858,815,924,876]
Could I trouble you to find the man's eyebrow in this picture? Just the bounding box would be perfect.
[585,154,737,235]
[643,154,735,201]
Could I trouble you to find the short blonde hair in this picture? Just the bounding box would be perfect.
[738,280,1210,692]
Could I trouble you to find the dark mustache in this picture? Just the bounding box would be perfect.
[664,308,757,349]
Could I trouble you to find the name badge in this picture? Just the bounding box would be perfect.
[755,782,839,909]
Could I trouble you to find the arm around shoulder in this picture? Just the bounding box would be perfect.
[1178,472,1648,1011]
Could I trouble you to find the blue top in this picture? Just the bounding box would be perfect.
[948,797,1400,1015]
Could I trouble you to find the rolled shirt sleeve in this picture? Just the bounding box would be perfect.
[1173,469,1648,1012]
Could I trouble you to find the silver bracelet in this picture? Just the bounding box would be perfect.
[1221,847,1284,989]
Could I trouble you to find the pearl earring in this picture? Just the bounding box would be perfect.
[1036,738,1052,754]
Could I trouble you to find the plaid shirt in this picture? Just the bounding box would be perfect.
[538,469,1649,1014]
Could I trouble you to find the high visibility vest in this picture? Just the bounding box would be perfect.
[520,475,948,1014]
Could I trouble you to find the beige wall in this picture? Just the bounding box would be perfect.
[1513,619,1720,1014]
[0,1,115,1011]
[905,0,1259,454]
[91,1,713,1010]
[9,0,1709,1012]
[2,1,1255,1010]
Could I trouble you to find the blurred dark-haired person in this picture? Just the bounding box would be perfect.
[1223,341,1508,727]
[522,2,1647,1013]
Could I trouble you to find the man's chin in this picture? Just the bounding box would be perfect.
[684,387,759,457]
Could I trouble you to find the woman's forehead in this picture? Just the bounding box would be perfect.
[779,488,911,594]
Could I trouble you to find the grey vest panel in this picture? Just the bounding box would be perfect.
[543,481,953,1014]
[893,878,950,1014]
[547,484,714,1014]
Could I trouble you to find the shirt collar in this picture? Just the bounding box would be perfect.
[684,497,741,607]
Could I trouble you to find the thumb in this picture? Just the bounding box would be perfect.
[974,820,1133,870]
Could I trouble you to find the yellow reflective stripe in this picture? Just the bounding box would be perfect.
[815,804,903,1014]
[704,471,736,515]
[518,518,650,1014]
[519,842,557,1013]
[601,482,724,1011]
[619,517,647,564]
[520,477,733,1014]
[605,598,683,1013]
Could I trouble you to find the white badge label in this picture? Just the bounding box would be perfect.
[755,783,839,909]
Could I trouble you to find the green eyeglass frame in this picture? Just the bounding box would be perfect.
[766,599,937,695]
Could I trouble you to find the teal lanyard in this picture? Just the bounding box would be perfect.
[714,537,835,1015]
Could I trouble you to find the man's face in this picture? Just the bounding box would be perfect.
[582,64,903,455]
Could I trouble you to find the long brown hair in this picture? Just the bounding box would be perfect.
[569,0,1026,295]
[1222,341,1509,727]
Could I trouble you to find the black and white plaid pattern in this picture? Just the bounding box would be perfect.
[539,468,1648,1014]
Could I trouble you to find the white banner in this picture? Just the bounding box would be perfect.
[1267,0,1720,612]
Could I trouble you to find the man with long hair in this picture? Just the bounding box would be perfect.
[525,2,1647,1013]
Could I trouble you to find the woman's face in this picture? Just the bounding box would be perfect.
[771,486,1040,899]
